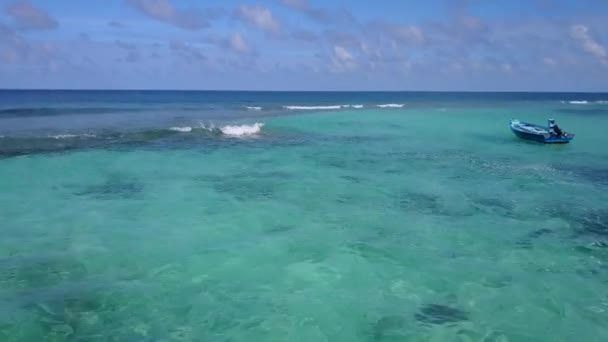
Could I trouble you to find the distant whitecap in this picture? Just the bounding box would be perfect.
[49,133,96,139]
[376,104,404,108]
[283,105,342,110]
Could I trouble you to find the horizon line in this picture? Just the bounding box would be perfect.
[1,88,607,94]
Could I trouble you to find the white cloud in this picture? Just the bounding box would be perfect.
[393,25,425,44]
[281,0,309,10]
[329,45,357,73]
[369,23,426,46]
[1,46,19,63]
[129,0,174,21]
[279,0,354,25]
[230,33,251,54]
[450,62,464,71]
[501,63,513,73]
[0,28,60,66]
[170,40,207,63]
[334,46,353,63]
[206,33,255,56]
[237,6,280,34]
[458,15,484,32]
[5,0,58,31]
[543,57,556,66]
[570,25,607,63]
[126,0,212,30]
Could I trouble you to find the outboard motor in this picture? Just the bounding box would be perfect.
[548,118,563,136]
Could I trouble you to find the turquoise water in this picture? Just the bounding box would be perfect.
[1,92,608,341]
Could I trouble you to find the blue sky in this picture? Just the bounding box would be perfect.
[0,0,607,91]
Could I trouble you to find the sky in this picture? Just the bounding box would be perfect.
[0,0,607,91]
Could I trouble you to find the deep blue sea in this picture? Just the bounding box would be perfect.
[1,90,608,341]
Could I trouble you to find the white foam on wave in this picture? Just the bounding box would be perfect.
[377,104,404,108]
[245,106,262,111]
[196,122,217,132]
[283,105,342,110]
[283,104,365,110]
[220,123,264,137]
[569,101,588,104]
[169,126,193,133]
[49,133,96,139]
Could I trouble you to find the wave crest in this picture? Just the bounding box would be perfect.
[49,134,96,139]
[376,104,404,108]
[283,105,342,110]
[169,126,193,133]
[282,104,368,110]
[220,123,264,137]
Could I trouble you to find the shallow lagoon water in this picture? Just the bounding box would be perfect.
[1,92,608,341]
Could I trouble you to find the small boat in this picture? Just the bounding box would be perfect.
[510,119,574,144]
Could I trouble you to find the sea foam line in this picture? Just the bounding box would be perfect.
[169,122,264,137]
[376,104,404,108]
[566,100,608,104]
[283,105,343,110]
[49,133,96,139]
[283,104,366,110]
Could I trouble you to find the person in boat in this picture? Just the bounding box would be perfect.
[548,119,564,136]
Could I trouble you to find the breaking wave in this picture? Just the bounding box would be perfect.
[565,100,608,105]
[0,122,267,158]
[220,123,264,136]
[169,126,193,133]
[49,134,96,139]
[376,104,404,108]
[283,105,343,110]
[282,104,369,110]
[245,106,262,111]
[167,123,264,137]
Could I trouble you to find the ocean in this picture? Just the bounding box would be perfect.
[1,90,608,341]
